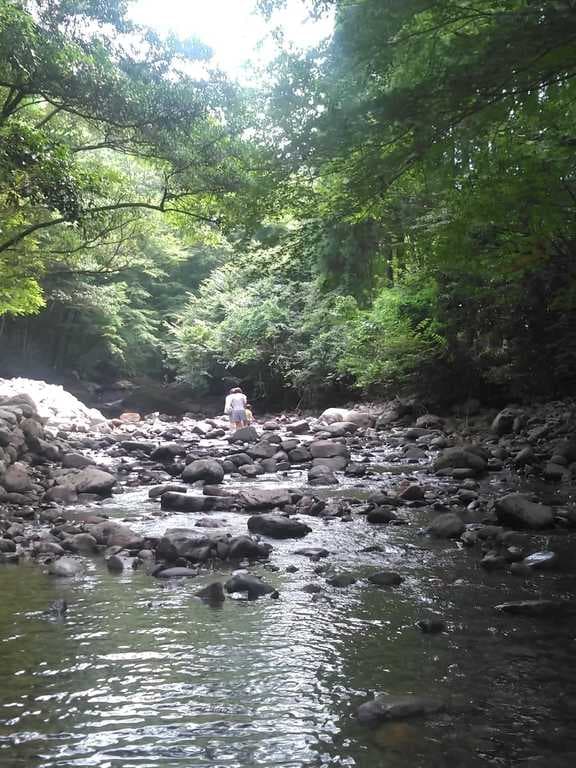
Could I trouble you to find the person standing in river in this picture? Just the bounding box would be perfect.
[224,387,247,431]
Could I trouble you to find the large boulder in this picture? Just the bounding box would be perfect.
[319,408,349,424]
[156,528,221,561]
[494,494,554,530]
[87,521,143,549]
[182,459,224,485]
[247,442,277,460]
[247,514,311,539]
[60,467,116,494]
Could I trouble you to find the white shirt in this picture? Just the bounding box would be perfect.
[225,393,246,413]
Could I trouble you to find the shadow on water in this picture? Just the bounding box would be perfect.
[1,473,576,767]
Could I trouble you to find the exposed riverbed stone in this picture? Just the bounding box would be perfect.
[247,514,311,539]
[428,513,465,539]
[182,459,224,485]
[87,521,143,549]
[433,446,487,474]
[60,467,116,495]
[225,573,275,598]
[160,492,236,513]
[494,494,554,530]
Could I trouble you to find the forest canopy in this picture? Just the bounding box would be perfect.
[2,0,576,404]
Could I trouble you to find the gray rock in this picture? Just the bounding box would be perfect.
[433,447,487,473]
[156,528,219,561]
[494,494,553,530]
[155,566,197,578]
[48,556,86,578]
[106,554,125,573]
[293,547,329,559]
[357,694,445,724]
[148,484,188,499]
[327,572,357,587]
[308,465,338,486]
[196,582,226,602]
[309,440,350,459]
[0,538,16,553]
[236,488,291,509]
[323,422,359,437]
[247,442,277,460]
[494,600,575,616]
[225,573,274,598]
[160,492,236,512]
[399,484,425,501]
[228,535,271,560]
[238,463,265,477]
[288,446,312,463]
[182,459,224,485]
[491,408,519,436]
[64,533,98,554]
[428,513,465,539]
[87,521,143,549]
[247,514,311,539]
[3,462,33,493]
[416,617,446,633]
[45,485,78,504]
[311,456,348,471]
[367,508,397,524]
[61,467,116,494]
[289,420,310,434]
[62,453,95,469]
[368,571,403,586]
[229,426,259,443]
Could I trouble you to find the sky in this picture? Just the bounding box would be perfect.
[128,0,333,79]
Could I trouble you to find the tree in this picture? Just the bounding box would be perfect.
[0,0,261,315]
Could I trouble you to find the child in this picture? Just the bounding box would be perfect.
[245,403,254,424]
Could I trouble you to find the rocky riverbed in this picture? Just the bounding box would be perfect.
[1,384,576,767]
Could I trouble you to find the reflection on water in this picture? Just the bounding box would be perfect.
[1,485,576,767]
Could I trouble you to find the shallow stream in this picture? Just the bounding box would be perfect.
[1,469,576,768]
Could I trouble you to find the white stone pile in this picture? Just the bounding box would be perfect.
[0,378,108,432]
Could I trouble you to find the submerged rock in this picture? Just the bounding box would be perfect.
[48,556,86,578]
[196,582,226,603]
[368,571,403,587]
[357,694,445,724]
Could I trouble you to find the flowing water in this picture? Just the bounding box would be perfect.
[1,471,576,768]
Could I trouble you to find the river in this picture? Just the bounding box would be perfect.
[1,470,576,768]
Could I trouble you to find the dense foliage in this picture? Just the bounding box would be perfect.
[3,0,576,405]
